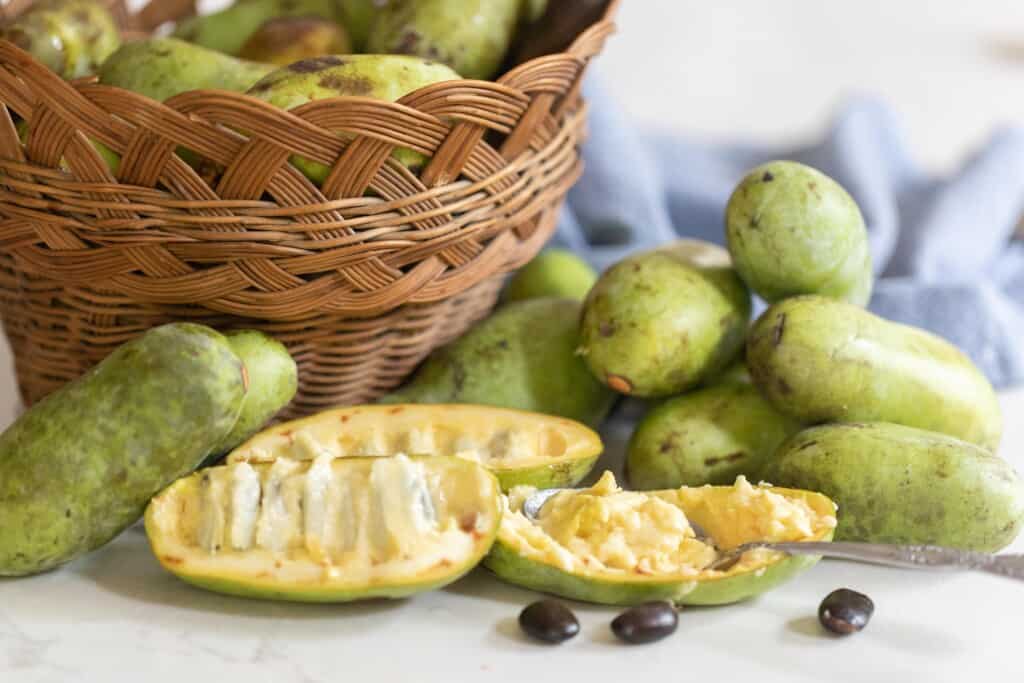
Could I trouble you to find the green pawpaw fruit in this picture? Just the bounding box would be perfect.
[0,0,120,79]
[725,160,874,305]
[238,16,352,66]
[0,323,247,576]
[172,0,342,57]
[579,240,752,398]
[365,0,520,80]
[209,330,298,457]
[380,298,617,429]
[503,249,597,303]
[747,295,1003,450]
[626,380,802,489]
[245,54,460,184]
[763,422,1024,552]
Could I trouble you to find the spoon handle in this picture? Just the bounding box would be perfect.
[760,542,1024,581]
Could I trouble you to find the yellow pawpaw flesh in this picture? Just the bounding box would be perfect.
[146,455,501,603]
[226,404,604,492]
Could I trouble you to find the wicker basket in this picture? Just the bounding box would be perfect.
[0,0,618,417]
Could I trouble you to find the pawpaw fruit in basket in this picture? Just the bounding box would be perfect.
[173,0,343,57]
[238,16,352,66]
[0,0,120,79]
[366,0,521,80]
[245,53,460,184]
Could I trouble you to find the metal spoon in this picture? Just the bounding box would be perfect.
[521,488,1024,581]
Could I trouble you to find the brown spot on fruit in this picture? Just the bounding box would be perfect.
[773,314,787,347]
[607,374,634,395]
[762,171,775,182]
[459,512,479,533]
[163,556,184,566]
[340,415,350,423]
[397,30,421,54]
[389,407,404,415]
[776,378,793,395]
[318,73,372,95]
[599,322,616,338]
[288,55,346,73]
[795,440,819,452]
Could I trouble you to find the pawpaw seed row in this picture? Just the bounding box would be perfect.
[148,455,503,602]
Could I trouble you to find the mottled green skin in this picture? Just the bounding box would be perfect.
[579,241,752,398]
[0,324,246,576]
[366,0,520,80]
[503,249,597,303]
[0,0,120,79]
[239,16,352,66]
[173,0,342,57]
[490,455,600,492]
[98,38,274,103]
[211,331,298,454]
[626,382,802,490]
[763,423,1024,552]
[246,54,460,183]
[747,296,1003,450]
[338,0,379,51]
[484,531,829,607]
[726,161,873,305]
[381,298,616,429]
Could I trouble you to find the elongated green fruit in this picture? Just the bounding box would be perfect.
[173,0,342,56]
[381,298,616,429]
[211,330,297,455]
[747,295,1003,450]
[763,423,1024,552]
[366,0,521,80]
[0,324,247,576]
[98,38,275,102]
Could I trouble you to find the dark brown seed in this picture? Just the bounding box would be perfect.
[818,588,874,635]
[519,600,580,644]
[611,602,678,644]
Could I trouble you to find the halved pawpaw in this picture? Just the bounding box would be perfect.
[484,472,837,606]
[226,404,603,491]
[146,455,501,602]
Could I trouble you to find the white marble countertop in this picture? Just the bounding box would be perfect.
[1,389,1023,683]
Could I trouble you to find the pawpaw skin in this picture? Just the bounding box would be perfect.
[747,295,1003,451]
[0,323,246,576]
[484,529,831,607]
[763,422,1024,552]
[579,240,752,399]
[725,161,874,305]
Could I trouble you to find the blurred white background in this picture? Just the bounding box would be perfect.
[600,0,1024,171]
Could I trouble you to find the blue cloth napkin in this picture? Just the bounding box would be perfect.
[556,77,1024,389]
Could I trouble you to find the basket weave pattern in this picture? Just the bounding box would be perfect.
[0,0,617,416]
